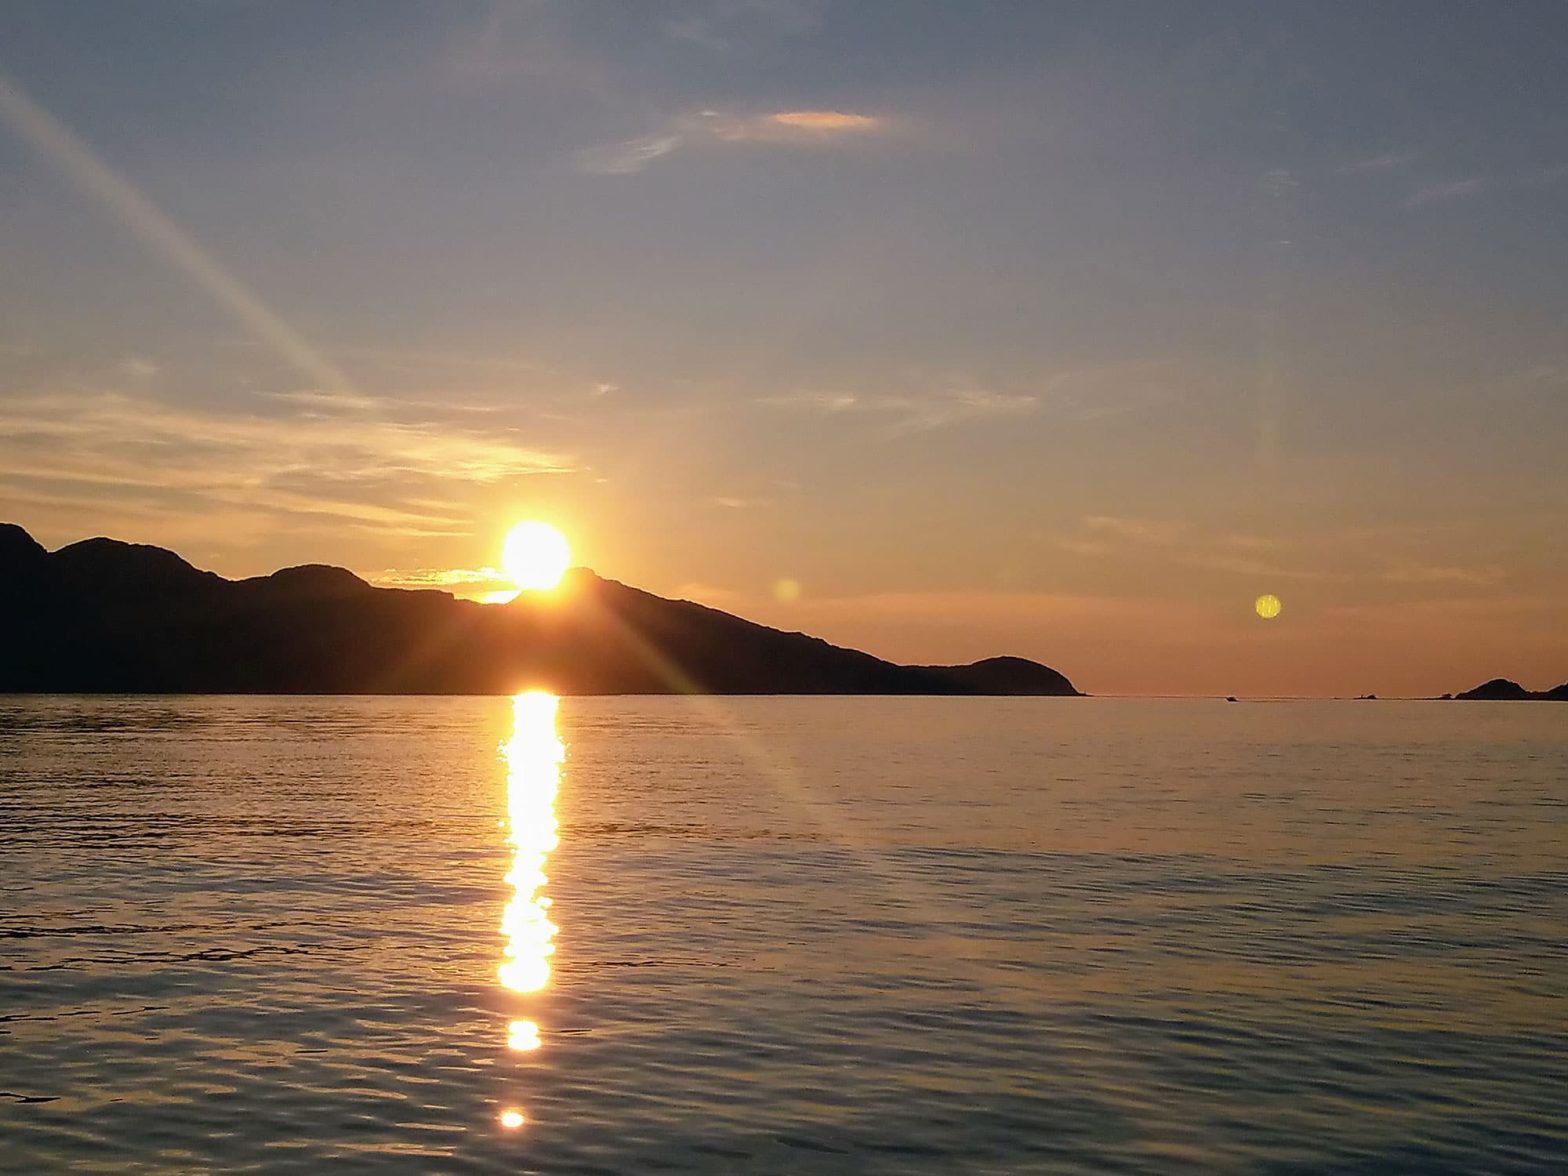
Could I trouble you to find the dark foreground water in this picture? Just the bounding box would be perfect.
[1,696,1565,1173]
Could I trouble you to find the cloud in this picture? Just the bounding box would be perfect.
[662,0,824,51]
[1034,359,1186,420]
[1081,515,1186,546]
[1260,168,1300,198]
[269,387,384,413]
[575,133,683,175]
[1405,177,1488,207]
[367,565,515,597]
[701,109,882,141]
[761,385,1036,433]
[0,389,576,538]
[1398,165,1568,209]
[1520,362,1564,388]
[1378,561,1505,588]
[1338,150,1417,174]
[1058,515,1508,592]
[577,107,885,174]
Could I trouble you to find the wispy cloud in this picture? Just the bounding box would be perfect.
[0,389,575,538]
[1034,359,1186,420]
[712,494,772,509]
[1082,515,1186,546]
[1058,515,1508,591]
[1406,177,1488,207]
[701,108,882,141]
[1260,168,1300,198]
[1379,561,1505,588]
[662,0,824,51]
[576,107,886,174]
[761,385,1036,434]
[757,360,1188,434]
[1520,362,1564,388]
[367,565,515,597]
[1400,165,1567,209]
[575,133,683,175]
[269,387,384,413]
[1338,150,1417,174]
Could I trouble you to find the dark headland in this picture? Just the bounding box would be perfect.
[0,523,1079,697]
[1451,677,1568,702]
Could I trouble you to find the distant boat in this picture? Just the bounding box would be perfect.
[1225,696,1238,703]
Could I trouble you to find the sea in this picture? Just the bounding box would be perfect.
[1,695,1565,1173]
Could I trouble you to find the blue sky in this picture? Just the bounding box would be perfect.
[2,1,1565,694]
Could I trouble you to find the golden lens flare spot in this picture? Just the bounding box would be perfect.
[1255,593,1282,620]
[499,1108,525,1130]
[502,521,571,592]
[772,578,802,604]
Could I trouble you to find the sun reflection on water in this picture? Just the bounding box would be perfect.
[496,691,561,1131]
[500,691,562,995]
[495,689,564,1135]
[507,1018,542,1052]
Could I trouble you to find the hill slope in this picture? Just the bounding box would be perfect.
[0,524,1080,697]
[1453,677,1568,702]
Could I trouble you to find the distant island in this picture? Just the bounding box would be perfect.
[1450,678,1568,702]
[0,523,1080,697]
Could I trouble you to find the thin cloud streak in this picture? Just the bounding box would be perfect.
[0,390,575,536]
[761,386,1036,433]
[1337,150,1417,174]
[1057,515,1509,590]
[576,133,683,175]
[368,565,516,597]
[1406,177,1489,207]
[576,107,886,173]
[701,108,882,141]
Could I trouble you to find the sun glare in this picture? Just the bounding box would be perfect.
[502,521,571,592]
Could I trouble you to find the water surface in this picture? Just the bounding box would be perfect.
[2,696,1565,1172]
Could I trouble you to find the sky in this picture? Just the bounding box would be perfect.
[2,0,1565,697]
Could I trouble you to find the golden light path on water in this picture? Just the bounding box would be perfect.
[497,691,563,1131]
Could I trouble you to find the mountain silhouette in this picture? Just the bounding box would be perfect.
[1453,677,1568,702]
[0,524,1080,697]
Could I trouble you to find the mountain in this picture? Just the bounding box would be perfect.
[0,524,1081,697]
[1453,677,1568,701]
[912,655,1077,696]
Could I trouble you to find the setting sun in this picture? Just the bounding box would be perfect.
[502,522,571,592]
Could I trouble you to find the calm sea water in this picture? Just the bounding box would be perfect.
[2,696,1565,1174]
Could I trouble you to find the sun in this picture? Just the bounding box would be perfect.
[502,521,571,591]
[1255,593,1282,620]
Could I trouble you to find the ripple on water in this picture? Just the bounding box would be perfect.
[1,696,1566,1173]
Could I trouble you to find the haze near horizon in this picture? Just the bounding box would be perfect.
[2,1,1565,697]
